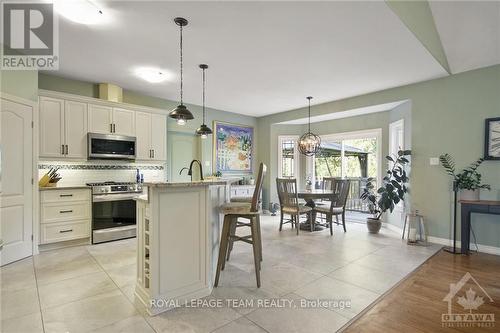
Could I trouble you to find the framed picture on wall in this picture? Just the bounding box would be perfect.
[213,121,254,174]
[484,117,500,160]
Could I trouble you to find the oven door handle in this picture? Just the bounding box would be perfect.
[92,194,140,202]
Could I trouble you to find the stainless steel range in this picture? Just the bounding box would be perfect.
[87,181,144,244]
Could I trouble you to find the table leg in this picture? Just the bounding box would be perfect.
[461,205,471,255]
[300,199,324,231]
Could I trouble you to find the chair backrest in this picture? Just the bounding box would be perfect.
[276,178,299,209]
[330,179,351,209]
[251,163,267,212]
[323,177,336,191]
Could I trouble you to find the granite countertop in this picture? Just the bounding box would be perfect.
[145,178,240,188]
[39,184,90,191]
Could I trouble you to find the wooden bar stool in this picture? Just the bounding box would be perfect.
[215,163,266,288]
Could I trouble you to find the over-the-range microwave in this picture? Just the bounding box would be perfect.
[87,133,136,160]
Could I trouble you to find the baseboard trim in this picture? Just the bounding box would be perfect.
[381,223,500,255]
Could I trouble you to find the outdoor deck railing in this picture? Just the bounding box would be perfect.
[316,177,375,213]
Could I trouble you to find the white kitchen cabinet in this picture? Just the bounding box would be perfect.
[88,104,113,134]
[113,107,135,136]
[135,112,166,161]
[151,113,167,161]
[40,188,91,244]
[88,104,135,136]
[39,97,87,159]
[64,100,88,159]
[135,111,152,160]
[39,97,64,158]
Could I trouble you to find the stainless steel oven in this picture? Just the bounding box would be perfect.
[87,182,143,244]
[88,133,136,160]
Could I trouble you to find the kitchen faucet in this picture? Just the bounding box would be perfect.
[188,159,204,181]
[179,167,189,178]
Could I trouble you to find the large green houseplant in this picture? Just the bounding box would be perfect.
[439,154,490,201]
[360,150,411,233]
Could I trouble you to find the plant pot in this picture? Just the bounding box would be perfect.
[459,189,480,201]
[367,217,382,234]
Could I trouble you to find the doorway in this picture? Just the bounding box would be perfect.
[168,131,201,182]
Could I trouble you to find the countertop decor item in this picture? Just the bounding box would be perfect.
[39,167,62,187]
[195,64,213,139]
[169,17,194,126]
[213,121,253,174]
[298,96,321,156]
[484,117,500,160]
[360,150,411,234]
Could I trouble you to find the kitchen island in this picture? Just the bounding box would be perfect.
[134,179,236,315]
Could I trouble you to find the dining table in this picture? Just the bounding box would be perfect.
[297,188,337,231]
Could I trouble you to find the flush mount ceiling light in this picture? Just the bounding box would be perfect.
[298,96,321,156]
[169,17,194,126]
[54,0,108,25]
[195,64,213,139]
[134,67,171,84]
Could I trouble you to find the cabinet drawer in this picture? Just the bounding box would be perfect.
[41,188,90,203]
[42,202,90,223]
[41,220,90,244]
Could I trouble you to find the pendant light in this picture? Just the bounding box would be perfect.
[298,96,321,156]
[195,64,213,139]
[169,17,194,125]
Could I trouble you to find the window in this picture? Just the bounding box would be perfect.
[278,136,299,179]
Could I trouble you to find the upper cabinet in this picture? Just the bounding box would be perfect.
[39,97,88,159]
[39,91,167,161]
[88,105,135,136]
[135,111,167,161]
[88,104,112,134]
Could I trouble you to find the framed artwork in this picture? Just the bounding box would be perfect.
[484,117,500,160]
[213,121,253,173]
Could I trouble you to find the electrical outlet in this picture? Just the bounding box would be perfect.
[430,157,439,166]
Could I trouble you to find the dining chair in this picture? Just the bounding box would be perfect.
[276,178,313,234]
[215,163,266,288]
[314,179,351,235]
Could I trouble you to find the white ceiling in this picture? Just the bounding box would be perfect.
[48,1,453,116]
[429,0,500,74]
[277,100,408,125]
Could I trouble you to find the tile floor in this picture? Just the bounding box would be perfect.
[1,215,441,333]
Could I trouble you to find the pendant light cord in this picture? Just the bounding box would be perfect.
[202,67,206,124]
[180,24,184,105]
[307,97,312,133]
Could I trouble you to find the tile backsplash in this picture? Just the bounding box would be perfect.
[38,161,167,185]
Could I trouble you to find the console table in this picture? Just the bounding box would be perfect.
[460,200,500,255]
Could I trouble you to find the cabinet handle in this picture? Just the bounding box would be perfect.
[113,123,116,133]
[152,149,155,159]
[65,145,69,155]
[59,210,73,213]
[59,229,73,233]
[59,194,73,197]
[110,123,113,133]
[61,144,65,155]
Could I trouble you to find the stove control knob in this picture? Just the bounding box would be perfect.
[129,185,135,191]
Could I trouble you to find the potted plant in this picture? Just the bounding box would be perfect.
[360,150,411,233]
[439,154,490,201]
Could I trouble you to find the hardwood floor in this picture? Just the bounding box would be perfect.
[343,249,500,333]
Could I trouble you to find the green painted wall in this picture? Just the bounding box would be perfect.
[38,73,258,178]
[0,69,38,101]
[258,65,500,247]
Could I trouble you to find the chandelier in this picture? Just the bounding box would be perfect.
[298,96,321,156]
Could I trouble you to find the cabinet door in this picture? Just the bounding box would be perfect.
[64,100,88,159]
[39,97,64,158]
[135,111,151,160]
[88,104,112,134]
[112,108,135,136]
[151,113,167,161]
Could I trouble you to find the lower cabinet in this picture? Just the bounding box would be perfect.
[40,188,91,244]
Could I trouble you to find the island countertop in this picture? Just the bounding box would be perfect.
[144,178,240,188]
